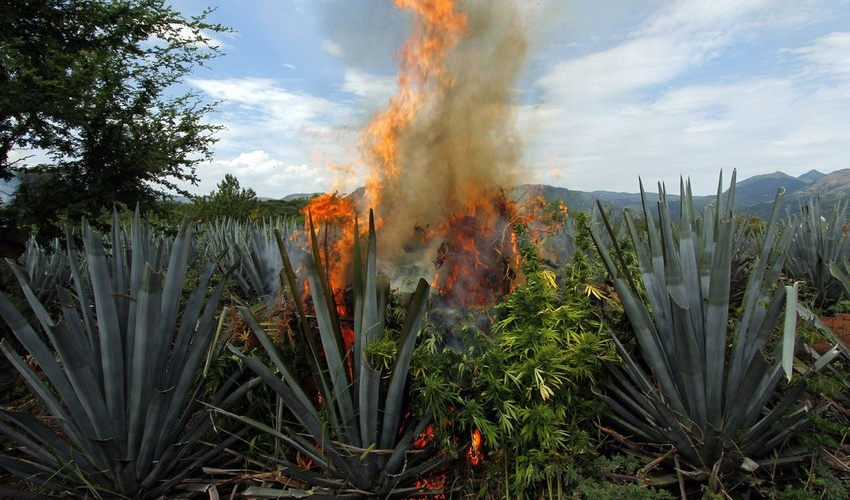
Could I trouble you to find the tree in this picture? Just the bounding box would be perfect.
[1,0,229,239]
[194,174,259,221]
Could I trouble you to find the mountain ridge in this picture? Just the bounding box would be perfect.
[519,168,848,218]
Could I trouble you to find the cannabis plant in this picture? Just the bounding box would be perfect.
[410,221,619,499]
[785,197,850,311]
[0,212,244,499]
[218,210,449,498]
[590,172,810,491]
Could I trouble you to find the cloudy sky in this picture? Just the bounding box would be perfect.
[168,0,850,198]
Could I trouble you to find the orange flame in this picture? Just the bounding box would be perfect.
[304,0,528,309]
[301,192,357,292]
[467,428,483,465]
[362,0,467,196]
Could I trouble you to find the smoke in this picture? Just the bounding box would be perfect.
[363,0,531,284]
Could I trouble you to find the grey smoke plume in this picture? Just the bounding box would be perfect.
[362,0,531,286]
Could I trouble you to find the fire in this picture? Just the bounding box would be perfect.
[304,0,530,309]
[467,428,483,466]
[301,192,357,293]
[362,0,467,188]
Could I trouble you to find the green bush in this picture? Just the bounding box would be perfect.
[412,222,618,499]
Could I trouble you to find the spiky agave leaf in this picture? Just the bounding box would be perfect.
[0,214,245,499]
[785,198,850,310]
[590,170,812,482]
[225,209,449,498]
[200,216,302,305]
[18,235,69,305]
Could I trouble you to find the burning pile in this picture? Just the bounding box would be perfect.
[306,0,530,309]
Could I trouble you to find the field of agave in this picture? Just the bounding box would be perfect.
[1,173,849,500]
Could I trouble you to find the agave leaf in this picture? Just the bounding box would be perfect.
[217,405,330,469]
[275,229,340,432]
[357,213,384,456]
[304,251,358,445]
[0,298,106,448]
[740,380,807,453]
[782,283,799,381]
[126,264,161,466]
[704,215,733,429]
[602,272,688,417]
[65,227,103,382]
[786,198,850,308]
[152,268,229,461]
[230,208,445,496]
[0,457,68,494]
[379,277,430,454]
[593,171,808,479]
[82,220,128,445]
[229,314,323,433]
[308,214,344,343]
[225,341,371,488]
[830,259,850,296]
[19,236,69,304]
[0,214,242,499]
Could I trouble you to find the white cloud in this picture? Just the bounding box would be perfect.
[322,38,345,58]
[167,0,850,199]
[340,68,397,106]
[789,31,850,78]
[538,37,697,103]
[523,0,850,194]
[187,150,337,199]
[180,77,368,198]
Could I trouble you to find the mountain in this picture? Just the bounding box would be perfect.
[281,192,321,201]
[732,171,811,206]
[795,168,850,198]
[738,169,850,219]
[526,169,848,220]
[798,169,825,183]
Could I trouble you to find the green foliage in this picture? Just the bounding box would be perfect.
[411,222,618,499]
[0,211,246,499]
[3,0,229,239]
[571,478,675,500]
[193,174,260,222]
[758,463,848,500]
[591,171,812,494]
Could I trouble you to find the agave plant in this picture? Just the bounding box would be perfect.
[199,217,304,305]
[785,197,850,310]
[18,235,70,305]
[0,212,245,499]
[794,259,850,364]
[217,210,449,498]
[590,172,811,491]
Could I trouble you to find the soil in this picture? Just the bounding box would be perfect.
[815,313,850,352]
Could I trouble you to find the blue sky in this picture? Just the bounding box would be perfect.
[166,0,850,198]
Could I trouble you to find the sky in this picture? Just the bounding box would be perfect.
[165,0,850,198]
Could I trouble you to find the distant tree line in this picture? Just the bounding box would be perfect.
[154,174,312,228]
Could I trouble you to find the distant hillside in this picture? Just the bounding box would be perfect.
[798,169,825,183]
[732,171,811,206]
[739,169,849,219]
[281,192,321,201]
[795,168,850,198]
[526,169,848,220]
